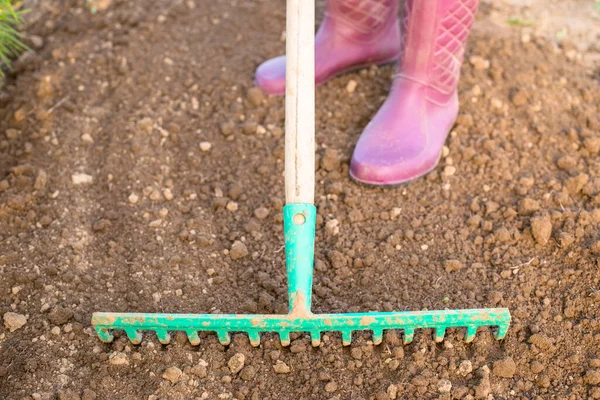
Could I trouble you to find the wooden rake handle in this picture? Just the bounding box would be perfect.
[285,0,315,205]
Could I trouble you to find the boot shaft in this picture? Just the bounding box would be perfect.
[325,0,400,43]
[398,0,479,95]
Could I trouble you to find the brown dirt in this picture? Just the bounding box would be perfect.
[1,0,599,399]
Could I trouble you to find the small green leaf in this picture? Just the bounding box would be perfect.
[507,17,536,27]
[555,28,568,40]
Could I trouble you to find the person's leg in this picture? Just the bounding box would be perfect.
[255,0,400,96]
[350,0,479,185]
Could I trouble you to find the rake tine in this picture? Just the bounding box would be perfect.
[403,328,415,344]
[341,330,353,346]
[247,330,261,347]
[186,330,201,346]
[309,330,321,347]
[279,330,291,347]
[494,323,509,340]
[372,329,383,345]
[217,330,231,346]
[464,325,478,343]
[434,327,446,343]
[155,329,171,345]
[96,327,114,343]
[125,328,142,344]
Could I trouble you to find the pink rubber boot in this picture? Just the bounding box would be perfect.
[255,0,400,96]
[350,0,479,185]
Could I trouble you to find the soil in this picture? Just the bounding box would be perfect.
[1,0,599,399]
[487,0,600,61]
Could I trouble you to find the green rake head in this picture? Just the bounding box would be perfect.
[92,204,511,347]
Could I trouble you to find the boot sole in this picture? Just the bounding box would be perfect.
[348,151,443,188]
[318,54,400,91]
[257,54,400,96]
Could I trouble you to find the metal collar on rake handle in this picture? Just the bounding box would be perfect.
[92,0,510,348]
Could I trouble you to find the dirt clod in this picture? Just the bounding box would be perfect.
[559,231,575,248]
[474,366,491,399]
[228,353,246,374]
[585,370,600,386]
[444,259,464,273]
[57,390,81,400]
[226,201,238,212]
[34,169,48,190]
[346,80,358,93]
[290,340,307,353]
[530,215,552,245]
[529,334,553,350]
[162,366,183,384]
[5,128,19,139]
[108,352,129,366]
[48,307,74,325]
[239,365,257,381]
[530,361,544,374]
[189,365,207,379]
[493,357,517,378]
[584,137,600,154]
[556,155,576,170]
[200,142,212,151]
[163,188,174,201]
[82,389,97,400]
[386,384,398,400]
[247,88,264,107]
[324,381,338,393]
[519,198,540,215]
[536,373,551,388]
[3,312,27,332]
[325,219,340,236]
[242,121,257,135]
[230,241,249,260]
[437,379,452,394]
[510,88,529,106]
[321,149,340,172]
[254,207,269,220]
[220,121,235,136]
[350,347,362,360]
[469,55,490,70]
[375,392,390,400]
[564,173,589,195]
[443,165,457,177]
[458,360,473,376]
[273,361,290,374]
[71,173,93,185]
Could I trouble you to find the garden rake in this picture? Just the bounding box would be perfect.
[92,0,511,348]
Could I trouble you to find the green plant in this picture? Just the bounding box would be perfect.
[506,17,536,28]
[0,0,27,77]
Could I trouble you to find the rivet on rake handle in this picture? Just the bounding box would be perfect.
[91,0,510,348]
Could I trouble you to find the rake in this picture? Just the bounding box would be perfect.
[92,0,510,348]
